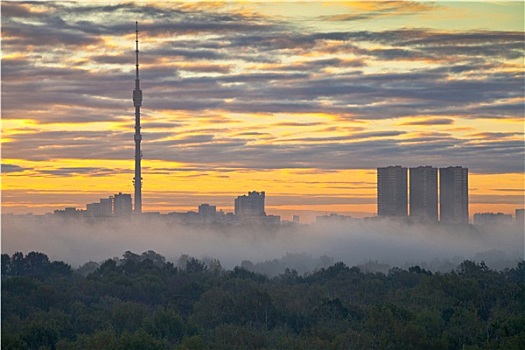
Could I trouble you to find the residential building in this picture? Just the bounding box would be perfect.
[377,166,408,217]
[409,166,438,222]
[198,204,217,223]
[439,166,469,224]
[235,191,266,222]
[113,192,132,217]
[86,196,113,217]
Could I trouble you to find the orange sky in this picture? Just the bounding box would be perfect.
[1,1,524,220]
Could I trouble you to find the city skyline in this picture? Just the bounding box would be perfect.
[2,1,524,220]
[43,180,523,225]
[377,165,470,223]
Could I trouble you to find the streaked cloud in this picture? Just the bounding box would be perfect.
[399,118,455,126]
[1,164,31,173]
[320,1,435,22]
[1,1,523,215]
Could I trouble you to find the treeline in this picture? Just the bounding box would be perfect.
[2,251,524,349]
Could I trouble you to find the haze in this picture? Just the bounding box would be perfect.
[2,216,522,274]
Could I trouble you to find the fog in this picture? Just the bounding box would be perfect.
[2,215,523,274]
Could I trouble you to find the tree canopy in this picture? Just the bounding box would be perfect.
[2,251,524,349]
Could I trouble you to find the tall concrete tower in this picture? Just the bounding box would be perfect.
[133,22,143,213]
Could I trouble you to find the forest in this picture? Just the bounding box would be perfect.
[2,250,524,349]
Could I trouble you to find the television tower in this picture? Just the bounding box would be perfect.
[133,21,143,213]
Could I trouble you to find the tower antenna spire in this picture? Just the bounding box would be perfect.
[133,21,143,213]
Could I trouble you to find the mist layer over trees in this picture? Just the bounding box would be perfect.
[2,250,524,349]
[2,215,523,274]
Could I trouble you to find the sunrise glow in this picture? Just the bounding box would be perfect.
[2,1,524,220]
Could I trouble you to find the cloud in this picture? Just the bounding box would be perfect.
[2,21,102,47]
[1,164,31,173]
[272,122,327,127]
[2,130,130,161]
[491,188,524,192]
[470,194,524,205]
[281,131,407,144]
[92,55,130,65]
[37,167,120,177]
[143,122,184,129]
[1,2,35,18]
[468,132,522,139]
[2,123,522,174]
[320,1,435,22]
[1,1,523,184]
[152,48,227,61]
[400,118,455,126]
[177,63,232,74]
[149,134,216,147]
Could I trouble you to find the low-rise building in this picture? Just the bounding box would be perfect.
[473,212,512,225]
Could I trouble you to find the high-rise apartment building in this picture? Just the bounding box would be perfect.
[439,166,469,224]
[377,166,407,217]
[86,196,113,217]
[409,166,438,222]
[114,192,133,217]
[235,191,265,219]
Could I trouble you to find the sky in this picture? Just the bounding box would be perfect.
[1,1,524,220]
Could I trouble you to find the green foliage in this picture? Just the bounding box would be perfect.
[2,252,71,278]
[117,330,167,350]
[21,320,59,350]
[144,307,186,343]
[228,266,268,282]
[177,335,209,350]
[2,251,524,349]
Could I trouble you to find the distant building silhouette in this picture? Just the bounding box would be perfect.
[86,196,113,217]
[409,166,438,222]
[54,207,85,218]
[114,192,132,217]
[377,166,407,217]
[516,209,524,226]
[198,204,217,223]
[439,166,469,224]
[316,213,353,223]
[235,191,265,218]
[234,191,280,224]
[264,215,281,224]
[198,204,216,216]
[473,212,512,225]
